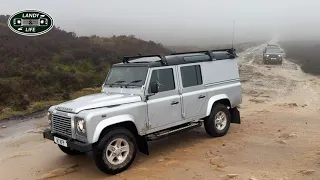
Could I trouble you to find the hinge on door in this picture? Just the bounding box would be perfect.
[182,112,186,118]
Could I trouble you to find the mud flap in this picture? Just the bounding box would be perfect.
[230,107,241,124]
[137,136,149,155]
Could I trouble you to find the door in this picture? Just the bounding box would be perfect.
[178,64,207,120]
[146,66,182,129]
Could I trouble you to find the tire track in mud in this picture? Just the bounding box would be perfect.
[238,42,320,108]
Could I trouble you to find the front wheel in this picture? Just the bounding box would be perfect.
[92,128,137,175]
[204,103,231,137]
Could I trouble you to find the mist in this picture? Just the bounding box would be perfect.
[2,0,320,46]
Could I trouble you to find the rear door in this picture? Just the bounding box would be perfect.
[178,63,207,120]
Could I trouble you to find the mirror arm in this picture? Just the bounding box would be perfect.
[145,93,155,101]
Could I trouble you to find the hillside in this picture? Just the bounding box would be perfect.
[0,15,172,114]
[279,40,320,76]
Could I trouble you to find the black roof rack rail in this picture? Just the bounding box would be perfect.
[171,50,213,59]
[122,54,168,65]
[211,48,236,53]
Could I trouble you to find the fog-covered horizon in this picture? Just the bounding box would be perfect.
[2,0,320,46]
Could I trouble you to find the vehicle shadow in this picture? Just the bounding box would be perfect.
[51,126,220,179]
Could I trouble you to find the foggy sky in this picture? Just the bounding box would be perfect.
[2,0,320,46]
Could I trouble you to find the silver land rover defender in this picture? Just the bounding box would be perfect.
[43,48,242,174]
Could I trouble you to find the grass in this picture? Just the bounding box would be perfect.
[0,87,101,121]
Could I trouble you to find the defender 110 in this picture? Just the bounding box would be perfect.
[43,48,242,174]
[263,45,283,64]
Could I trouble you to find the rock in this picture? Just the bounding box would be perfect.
[1,108,11,113]
[279,177,288,180]
[222,144,226,146]
[37,164,79,180]
[227,174,238,178]
[279,133,298,139]
[260,122,264,124]
[288,133,298,138]
[249,99,265,103]
[27,129,43,134]
[298,169,315,175]
[1,125,7,128]
[288,103,298,107]
[206,150,215,157]
[165,160,178,166]
[210,156,226,168]
[276,139,287,144]
[249,176,257,180]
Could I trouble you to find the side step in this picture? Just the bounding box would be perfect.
[146,122,202,141]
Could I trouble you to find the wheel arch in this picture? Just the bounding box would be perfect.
[91,114,149,155]
[91,114,137,144]
[206,94,231,116]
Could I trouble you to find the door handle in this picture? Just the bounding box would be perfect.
[171,101,179,105]
[198,95,206,99]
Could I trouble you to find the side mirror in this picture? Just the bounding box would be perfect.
[150,82,159,94]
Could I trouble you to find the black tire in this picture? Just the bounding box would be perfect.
[58,145,85,156]
[204,103,231,137]
[92,128,137,175]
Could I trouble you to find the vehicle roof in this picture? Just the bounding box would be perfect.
[113,49,237,68]
[267,44,279,47]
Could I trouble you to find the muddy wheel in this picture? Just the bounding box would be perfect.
[58,145,85,156]
[92,128,137,175]
[204,103,231,137]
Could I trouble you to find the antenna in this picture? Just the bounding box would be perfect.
[231,20,235,49]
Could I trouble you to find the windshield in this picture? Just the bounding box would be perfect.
[266,48,281,54]
[104,66,149,87]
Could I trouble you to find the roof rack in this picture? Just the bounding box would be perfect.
[122,54,168,65]
[171,50,213,59]
[211,48,236,53]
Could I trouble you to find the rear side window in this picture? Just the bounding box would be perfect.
[180,65,203,88]
[149,68,175,93]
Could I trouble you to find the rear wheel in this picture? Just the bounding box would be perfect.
[92,128,137,175]
[58,145,85,156]
[204,103,231,137]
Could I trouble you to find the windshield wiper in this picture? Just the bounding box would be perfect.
[124,80,142,88]
[106,80,125,87]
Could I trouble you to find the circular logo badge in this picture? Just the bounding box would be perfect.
[7,9,54,36]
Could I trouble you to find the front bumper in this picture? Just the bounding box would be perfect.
[264,57,282,61]
[43,128,92,152]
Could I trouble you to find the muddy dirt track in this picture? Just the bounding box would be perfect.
[1,42,320,180]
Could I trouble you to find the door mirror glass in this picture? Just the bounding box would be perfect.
[150,81,159,94]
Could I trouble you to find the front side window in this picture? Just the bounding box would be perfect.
[104,66,149,87]
[180,65,203,88]
[148,68,175,93]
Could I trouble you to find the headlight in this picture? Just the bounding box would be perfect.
[47,112,52,127]
[278,54,281,57]
[75,117,86,135]
[266,54,269,57]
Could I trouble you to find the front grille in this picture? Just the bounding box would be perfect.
[52,114,72,137]
[269,55,279,58]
